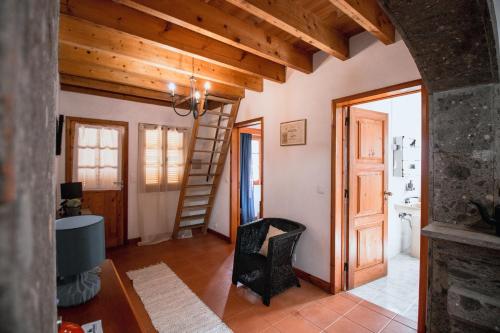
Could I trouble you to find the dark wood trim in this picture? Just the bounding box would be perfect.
[332,79,422,106]
[417,86,429,333]
[293,267,330,293]
[207,228,231,243]
[126,237,140,245]
[331,79,427,331]
[230,117,264,244]
[330,103,346,294]
[65,116,129,246]
[234,117,264,129]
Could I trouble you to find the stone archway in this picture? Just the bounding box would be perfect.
[379,1,500,332]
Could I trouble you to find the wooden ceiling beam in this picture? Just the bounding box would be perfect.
[328,0,395,45]
[59,15,263,92]
[115,0,313,73]
[59,43,245,98]
[60,74,175,103]
[225,0,348,60]
[61,0,285,83]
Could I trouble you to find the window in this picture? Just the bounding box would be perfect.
[139,124,186,192]
[251,137,261,185]
[167,130,184,185]
[144,127,164,188]
[73,123,123,190]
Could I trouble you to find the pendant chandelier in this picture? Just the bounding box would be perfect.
[168,75,211,119]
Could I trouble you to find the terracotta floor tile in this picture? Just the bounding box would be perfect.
[360,300,397,319]
[320,294,358,315]
[324,317,371,333]
[381,320,416,333]
[393,315,418,330]
[343,292,364,304]
[226,309,272,333]
[298,301,341,329]
[262,326,281,333]
[346,304,392,332]
[273,313,322,333]
[108,234,406,333]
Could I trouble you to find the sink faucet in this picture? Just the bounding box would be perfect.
[404,196,420,204]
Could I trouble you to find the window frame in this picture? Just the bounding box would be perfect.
[139,123,188,193]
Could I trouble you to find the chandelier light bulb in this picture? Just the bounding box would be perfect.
[204,81,211,92]
[168,82,176,94]
[194,90,201,101]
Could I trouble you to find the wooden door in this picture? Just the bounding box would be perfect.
[66,117,128,248]
[347,107,388,289]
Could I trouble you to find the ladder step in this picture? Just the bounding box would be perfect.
[185,184,213,188]
[206,110,231,117]
[190,161,218,165]
[179,223,206,230]
[185,194,213,200]
[196,137,225,142]
[199,124,231,130]
[180,214,206,221]
[206,95,237,104]
[183,204,212,211]
[193,150,222,154]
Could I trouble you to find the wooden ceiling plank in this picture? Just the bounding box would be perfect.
[59,42,244,97]
[115,0,313,73]
[59,58,245,98]
[61,0,285,83]
[225,0,348,60]
[59,15,263,92]
[328,0,395,44]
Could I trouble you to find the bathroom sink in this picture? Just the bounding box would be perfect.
[394,202,421,214]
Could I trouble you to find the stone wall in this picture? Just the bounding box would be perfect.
[428,239,500,332]
[379,0,500,332]
[0,1,59,332]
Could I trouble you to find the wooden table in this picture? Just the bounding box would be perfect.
[58,260,143,333]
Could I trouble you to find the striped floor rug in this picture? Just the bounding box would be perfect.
[127,263,232,333]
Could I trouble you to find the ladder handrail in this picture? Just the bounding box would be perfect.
[207,104,224,181]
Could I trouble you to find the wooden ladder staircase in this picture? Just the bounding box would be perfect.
[172,95,241,238]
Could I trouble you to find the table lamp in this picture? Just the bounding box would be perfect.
[56,215,105,307]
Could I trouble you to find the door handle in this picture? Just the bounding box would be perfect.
[384,191,393,200]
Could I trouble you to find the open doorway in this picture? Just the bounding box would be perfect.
[331,81,428,329]
[230,117,264,243]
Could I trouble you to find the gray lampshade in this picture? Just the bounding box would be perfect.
[56,215,105,277]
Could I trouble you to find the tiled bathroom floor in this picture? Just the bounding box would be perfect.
[349,254,420,322]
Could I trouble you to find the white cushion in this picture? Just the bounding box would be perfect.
[259,225,286,256]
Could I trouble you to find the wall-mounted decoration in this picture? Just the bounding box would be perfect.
[393,136,420,178]
[280,119,306,146]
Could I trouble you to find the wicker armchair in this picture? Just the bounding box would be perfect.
[232,218,306,306]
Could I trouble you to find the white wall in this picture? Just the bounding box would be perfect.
[57,91,193,239]
[357,93,422,259]
[209,31,421,281]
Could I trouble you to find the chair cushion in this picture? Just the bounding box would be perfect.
[259,225,285,256]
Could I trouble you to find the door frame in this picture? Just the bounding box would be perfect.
[230,117,264,243]
[330,80,428,332]
[65,116,129,245]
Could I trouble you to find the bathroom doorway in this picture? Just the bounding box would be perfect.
[349,92,422,322]
[331,80,428,328]
[229,117,264,243]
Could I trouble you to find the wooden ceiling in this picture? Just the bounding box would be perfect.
[59,0,395,107]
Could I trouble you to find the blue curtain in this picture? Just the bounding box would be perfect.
[240,133,255,225]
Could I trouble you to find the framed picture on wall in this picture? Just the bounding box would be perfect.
[280,119,307,146]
